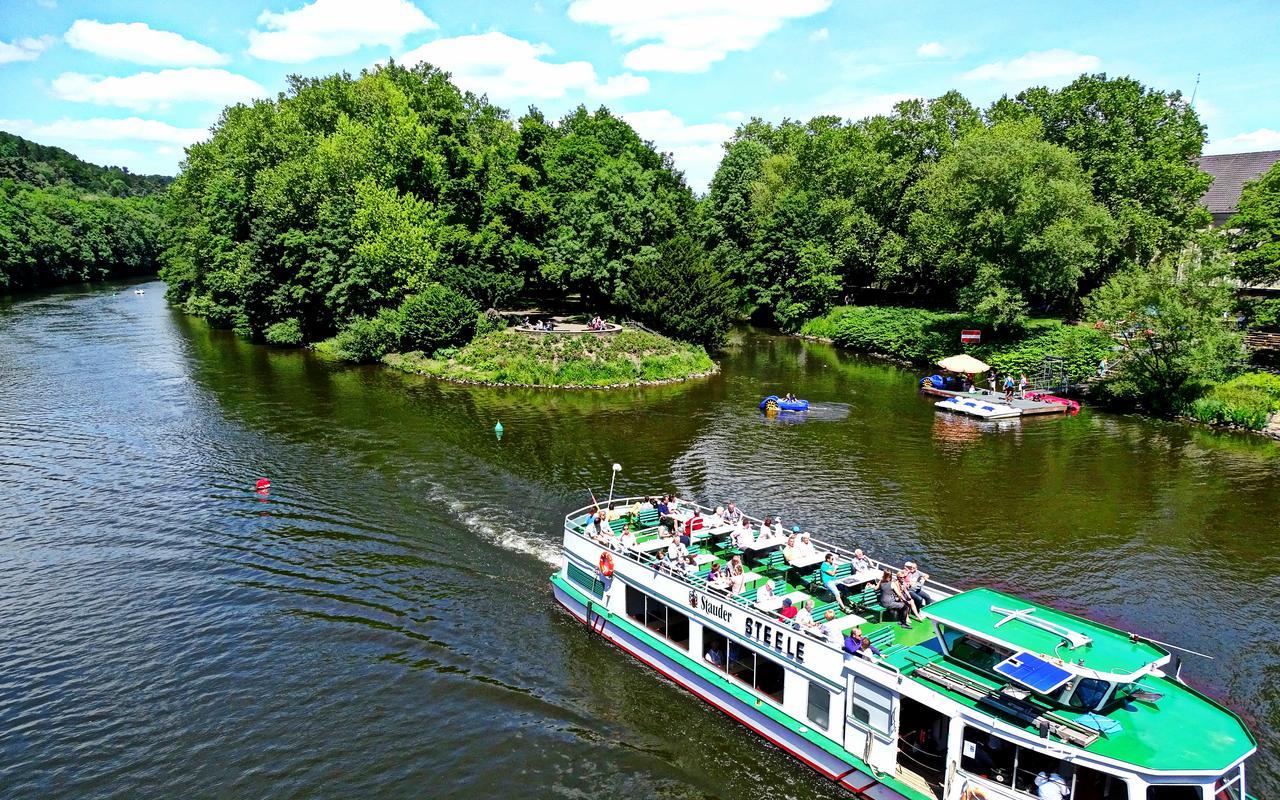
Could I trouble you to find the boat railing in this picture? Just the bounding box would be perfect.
[563,497,934,677]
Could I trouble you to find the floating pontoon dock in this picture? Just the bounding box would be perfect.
[920,385,1071,416]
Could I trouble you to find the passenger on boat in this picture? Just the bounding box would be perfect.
[770,516,784,537]
[606,503,622,521]
[682,555,700,577]
[815,609,840,645]
[707,563,730,592]
[757,579,776,604]
[794,599,815,629]
[902,561,930,610]
[820,553,840,600]
[842,630,882,660]
[777,597,798,623]
[878,571,911,629]
[850,548,873,574]
[1034,772,1070,800]
[784,392,797,402]
[656,496,670,516]
[704,642,725,668]
[896,569,924,621]
[618,526,637,550]
[666,539,688,564]
[734,519,755,549]
[782,534,798,563]
[759,515,774,539]
[677,527,692,547]
[723,502,742,525]
[683,511,703,537]
[726,555,746,594]
[793,534,817,562]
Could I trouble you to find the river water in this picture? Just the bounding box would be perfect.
[1,281,1276,799]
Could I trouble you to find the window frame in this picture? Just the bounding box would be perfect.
[806,681,831,730]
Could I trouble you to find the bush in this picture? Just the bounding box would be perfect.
[474,308,507,337]
[264,318,304,346]
[334,309,400,363]
[396,283,478,354]
[617,234,736,348]
[1186,372,1280,430]
[1236,296,1280,330]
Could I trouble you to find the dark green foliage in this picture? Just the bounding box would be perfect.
[0,179,166,292]
[1186,372,1280,430]
[1227,162,1280,285]
[0,131,172,197]
[333,309,402,363]
[616,234,735,348]
[396,284,478,353]
[1085,253,1243,411]
[264,318,304,346]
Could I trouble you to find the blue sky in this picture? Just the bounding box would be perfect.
[2,0,1278,192]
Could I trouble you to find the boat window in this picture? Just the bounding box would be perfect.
[806,682,830,730]
[949,635,1013,673]
[1146,787,1202,800]
[703,629,728,670]
[624,585,689,651]
[961,726,1128,800]
[1067,677,1111,710]
[848,676,894,736]
[727,641,756,686]
[712,639,786,704]
[755,654,785,703]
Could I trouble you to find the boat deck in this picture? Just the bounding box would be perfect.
[920,385,1068,415]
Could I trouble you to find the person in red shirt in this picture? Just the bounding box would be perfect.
[778,597,798,623]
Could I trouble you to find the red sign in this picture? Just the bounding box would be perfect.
[961,329,981,344]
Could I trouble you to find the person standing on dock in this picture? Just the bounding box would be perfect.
[1003,374,1015,403]
[1018,372,1028,398]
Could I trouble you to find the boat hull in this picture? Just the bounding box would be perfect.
[551,579,907,800]
[934,397,1022,419]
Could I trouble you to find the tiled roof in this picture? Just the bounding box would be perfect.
[1199,149,1280,223]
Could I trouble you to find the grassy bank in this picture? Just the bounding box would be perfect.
[800,305,1114,384]
[372,328,717,388]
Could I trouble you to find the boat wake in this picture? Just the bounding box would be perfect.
[431,491,561,567]
[761,402,850,424]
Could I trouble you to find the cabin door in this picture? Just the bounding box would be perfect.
[843,671,898,773]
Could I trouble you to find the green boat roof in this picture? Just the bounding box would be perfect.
[924,588,1169,680]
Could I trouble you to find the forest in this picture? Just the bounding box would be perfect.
[0,132,169,292]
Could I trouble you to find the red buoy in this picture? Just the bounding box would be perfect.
[255,478,271,493]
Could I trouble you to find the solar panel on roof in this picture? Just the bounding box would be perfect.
[993,651,1073,695]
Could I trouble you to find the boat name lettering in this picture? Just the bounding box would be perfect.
[743,619,806,664]
[699,597,733,622]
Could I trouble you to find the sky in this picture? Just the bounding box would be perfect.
[2,0,1279,193]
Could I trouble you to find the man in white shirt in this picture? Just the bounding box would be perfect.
[850,548,873,574]
[1034,772,1070,800]
[723,502,742,525]
[734,519,755,549]
[794,534,817,562]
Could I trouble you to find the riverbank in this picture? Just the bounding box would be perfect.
[369,328,718,388]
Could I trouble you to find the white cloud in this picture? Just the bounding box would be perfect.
[622,109,732,192]
[249,0,436,63]
[51,68,266,111]
[568,0,831,73]
[400,32,647,101]
[65,20,227,67]
[809,27,829,42]
[917,41,946,57]
[963,49,1100,83]
[0,36,53,65]
[1204,129,1280,155]
[0,116,207,146]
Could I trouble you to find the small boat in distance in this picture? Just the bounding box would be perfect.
[760,395,810,412]
[133,288,145,295]
[553,495,1256,800]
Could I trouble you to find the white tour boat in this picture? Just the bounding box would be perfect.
[551,495,1256,800]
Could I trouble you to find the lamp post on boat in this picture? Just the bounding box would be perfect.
[607,463,622,505]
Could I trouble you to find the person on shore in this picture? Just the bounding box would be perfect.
[1003,374,1015,403]
[1098,357,1108,377]
[1018,372,1029,398]
[988,370,998,392]
[879,570,910,628]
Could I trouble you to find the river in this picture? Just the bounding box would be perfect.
[1,280,1276,799]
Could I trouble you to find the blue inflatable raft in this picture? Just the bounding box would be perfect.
[759,395,810,412]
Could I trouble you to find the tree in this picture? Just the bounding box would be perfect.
[1228,161,1280,285]
[992,74,1210,269]
[1085,251,1243,411]
[616,234,735,348]
[905,120,1116,327]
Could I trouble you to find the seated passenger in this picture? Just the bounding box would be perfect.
[771,516,784,537]
[820,552,841,599]
[656,496,670,516]
[723,502,742,525]
[794,599,815,628]
[896,569,924,622]
[878,571,910,629]
[618,526,637,549]
[705,643,725,668]
[777,597,798,623]
[793,534,817,562]
[782,534,798,563]
[726,555,746,595]
[759,515,774,539]
[842,630,882,660]
[814,610,840,645]
[757,579,776,604]
[666,539,687,563]
[849,548,874,575]
[903,560,930,610]
[734,519,755,549]
[683,554,700,577]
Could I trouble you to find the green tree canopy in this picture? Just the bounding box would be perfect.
[1227,161,1280,285]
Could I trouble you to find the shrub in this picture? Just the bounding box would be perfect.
[1186,372,1280,430]
[396,283,478,354]
[617,234,736,348]
[474,308,506,337]
[335,309,400,363]
[264,318,304,346]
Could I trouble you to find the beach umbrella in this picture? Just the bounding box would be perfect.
[936,354,991,374]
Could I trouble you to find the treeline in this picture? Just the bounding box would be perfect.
[0,131,170,292]
[701,76,1212,330]
[162,62,733,354]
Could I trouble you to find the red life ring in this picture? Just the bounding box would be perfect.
[598,551,615,578]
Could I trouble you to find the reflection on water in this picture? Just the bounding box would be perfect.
[0,281,1277,798]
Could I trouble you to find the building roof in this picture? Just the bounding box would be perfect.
[923,588,1169,680]
[1199,149,1280,225]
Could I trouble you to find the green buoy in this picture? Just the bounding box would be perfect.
[494,421,504,440]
